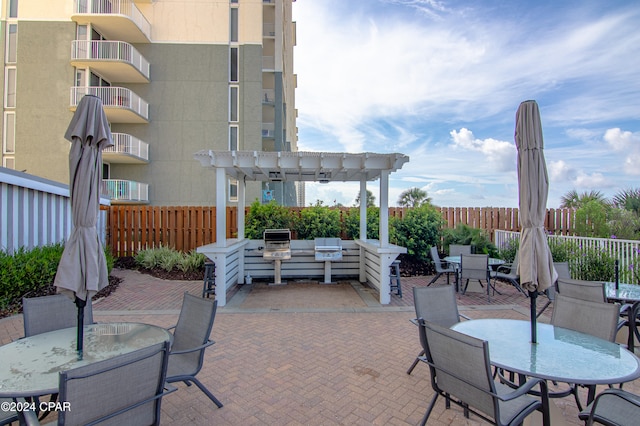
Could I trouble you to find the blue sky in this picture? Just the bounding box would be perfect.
[291,0,640,208]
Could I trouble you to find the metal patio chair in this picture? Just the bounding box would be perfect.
[165,292,223,408]
[0,398,18,426]
[460,254,496,301]
[407,285,470,375]
[427,246,457,288]
[537,261,571,317]
[18,341,174,425]
[22,293,93,337]
[579,388,640,425]
[490,251,525,295]
[417,319,550,426]
[550,294,621,411]
[449,244,472,256]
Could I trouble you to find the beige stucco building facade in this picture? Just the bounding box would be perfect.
[1,0,298,206]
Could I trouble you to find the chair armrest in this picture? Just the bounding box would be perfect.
[495,263,513,273]
[585,388,640,424]
[495,377,547,402]
[409,318,419,326]
[163,382,178,395]
[460,313,471,321]
[170,339,215,356]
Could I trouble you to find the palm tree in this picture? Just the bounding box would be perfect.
[398,187,431,208]
[613,188,640,215]
[559,190,607,209]
[354,189,376,207]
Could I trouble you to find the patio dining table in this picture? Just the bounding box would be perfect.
[0,322,172,399]
[604,282,640,353]
[452,319,640,407]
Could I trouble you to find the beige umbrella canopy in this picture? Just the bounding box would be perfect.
[515,100,557,343]
[54,95,113,356]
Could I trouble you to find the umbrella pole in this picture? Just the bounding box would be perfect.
[529,290,537,343]
[75,297,86,360]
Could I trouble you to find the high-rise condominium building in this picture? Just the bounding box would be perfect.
[1,0,298,206]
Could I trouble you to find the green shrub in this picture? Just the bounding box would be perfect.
[0,243,64,308]
[135,245,206,273]
[343,207,380,240]
[443,224,498,258]
[497,238,519,263]
[391,204,444,259]
[571,246,616,281]
[245,200,295,239]
[294,202,341,239]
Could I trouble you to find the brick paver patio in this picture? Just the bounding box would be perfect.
[1,269,638,425]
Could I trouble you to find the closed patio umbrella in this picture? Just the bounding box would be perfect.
[515,100,557,343]
[54,95,113,358]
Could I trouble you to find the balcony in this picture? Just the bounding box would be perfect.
[263,23,275,37]
[101,179,149,204]
[262,56,275,71]
[70,86,149,123]
[262,123,275,138]
[262,89,275,104]
[72,0,151,43]
[71,41,150,83]
[103,133,149,163]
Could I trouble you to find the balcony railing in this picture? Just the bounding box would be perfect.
[102,179,149,203]
[70,86,149,123]
[73,0,151,43]
[262,89,275,104]
[262,122,275,138]
[71,40,150,82]
[103,133,149,163]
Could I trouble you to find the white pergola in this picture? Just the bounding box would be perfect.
[194,150,410,306]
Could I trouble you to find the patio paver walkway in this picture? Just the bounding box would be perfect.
[1,269,638,425]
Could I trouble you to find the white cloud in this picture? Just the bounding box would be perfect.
[604,128,640,175]
[450,128,515,173]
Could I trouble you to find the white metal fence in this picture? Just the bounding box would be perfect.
[495,229,640,284]
[0,168,109,254]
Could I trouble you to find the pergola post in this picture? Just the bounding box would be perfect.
[359,179,367,240]
[216,167,226,247]
[379,170,389,247]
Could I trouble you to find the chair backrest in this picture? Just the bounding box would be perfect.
[460,254,489,281]
[430,246,447,273]
[419,319,497,420]
[171,293,218,375]
[413,286,461,328]
[58,340,171,426]
[556,278,605,302]
[449,244,472,256]
[23,294,94,337]
[554,262,571,280]
[551,294,620,342]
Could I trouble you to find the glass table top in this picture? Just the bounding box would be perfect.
[444,256,505,266]
[604,282,640,302]
[0,322,171,398]
[452,319,640,384]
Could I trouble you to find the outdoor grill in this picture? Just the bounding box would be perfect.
[263,229,291,284]
[314,238,343,283]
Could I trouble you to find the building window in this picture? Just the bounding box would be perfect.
[229,179,238,202]
[3,157,15,169]
[229,125,238,151]
[230,7,239,42]
[230,47,238,82]
[229,86,238,122]
[6,24,17,63]
[3,112,15,153]
[9,0,18,18]
[4,68,16,108]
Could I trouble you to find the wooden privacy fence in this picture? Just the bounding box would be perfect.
[107,205,577,256]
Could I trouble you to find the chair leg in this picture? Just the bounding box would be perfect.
[427,273,442,286]
[191,377,224,408]
[407,350,425,375]
[420,394,439,426]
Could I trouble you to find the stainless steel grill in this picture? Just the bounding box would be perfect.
[263,229,291,260]
[314,238,343,261]
[315,238,342,283]
[263,229,291,285]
